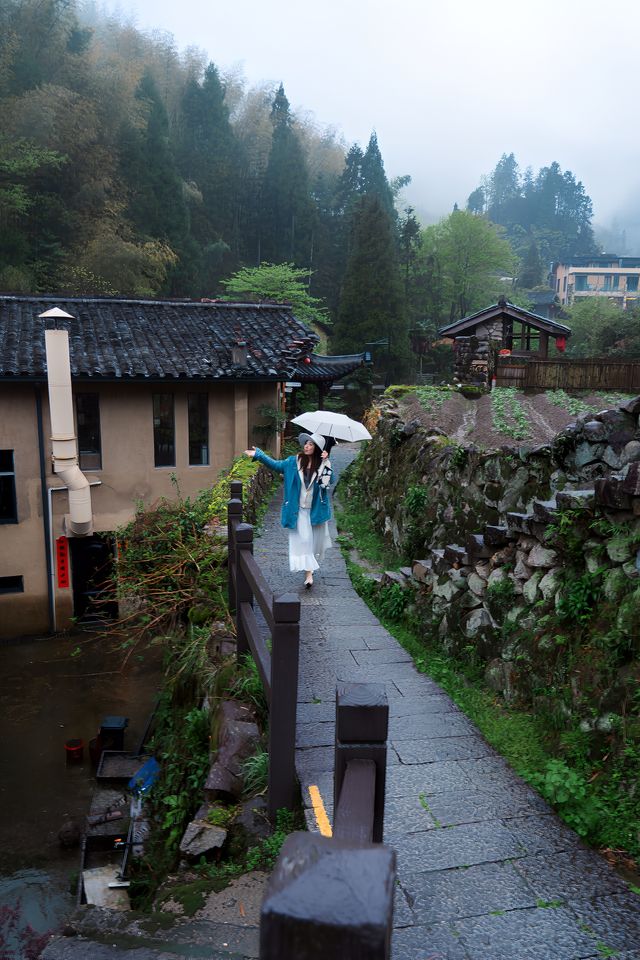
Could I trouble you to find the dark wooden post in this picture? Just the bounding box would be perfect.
[234,522,254,660]
[334,683,388,844]
[260,832,396,959]
[227,482,243,612]
[267,592,300,817]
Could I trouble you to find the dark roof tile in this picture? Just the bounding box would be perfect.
[0,296,319,381]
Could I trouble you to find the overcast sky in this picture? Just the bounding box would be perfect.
[107,0,639,235]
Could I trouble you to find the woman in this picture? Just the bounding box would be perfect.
[244,433,333,588]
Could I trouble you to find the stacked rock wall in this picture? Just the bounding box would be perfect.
[354,395,640,731]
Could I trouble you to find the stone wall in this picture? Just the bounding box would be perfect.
[353,394,640,735]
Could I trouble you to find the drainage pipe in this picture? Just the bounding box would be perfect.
[43,324,93,536]
[35,385,55,634]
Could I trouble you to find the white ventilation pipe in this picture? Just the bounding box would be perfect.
[40,308,93,536]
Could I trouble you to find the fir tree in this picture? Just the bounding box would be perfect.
[333,194,407,379]
[259,83,313,265]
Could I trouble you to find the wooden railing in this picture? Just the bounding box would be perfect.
[260,682,396,959]
[227,480,300,818]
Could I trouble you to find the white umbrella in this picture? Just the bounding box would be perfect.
[291,410,371,442]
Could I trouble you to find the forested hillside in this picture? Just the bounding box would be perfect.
[2,1,612,374]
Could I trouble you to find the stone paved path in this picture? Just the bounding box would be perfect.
[253,444,640,960]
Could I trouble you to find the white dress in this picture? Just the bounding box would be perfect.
[288,462,332,573]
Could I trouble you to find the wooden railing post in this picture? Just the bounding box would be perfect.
[267,592,300,818]
[234,522,254,660]
[260,832,396,959]
[334,683,388,844]
[227,482,243,613]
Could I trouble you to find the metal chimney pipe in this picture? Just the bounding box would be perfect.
[40,308,93,536]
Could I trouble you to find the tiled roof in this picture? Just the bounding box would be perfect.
[293,352,365,382]
[438,301,571,338]
[0,295,319,381]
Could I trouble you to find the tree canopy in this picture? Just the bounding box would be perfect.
[467,153,598,270]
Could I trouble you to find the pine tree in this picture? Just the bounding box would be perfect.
[259,83,313,265]
[518,239,543,288]
[333,194,407,379]
[176,63,238,245]
[119,70,187,247]
[360,132,395,221]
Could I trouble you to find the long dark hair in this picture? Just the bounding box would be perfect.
[298,445,322,475]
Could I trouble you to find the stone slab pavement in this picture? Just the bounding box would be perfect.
[252,443,640,960]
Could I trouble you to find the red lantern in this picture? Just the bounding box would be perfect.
[303,356,311,364]
[555,336,567,353]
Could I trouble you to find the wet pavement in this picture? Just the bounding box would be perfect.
[253,443,640,960]
[0,630,162,952]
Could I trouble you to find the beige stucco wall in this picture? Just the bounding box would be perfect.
[0,384,50,636]
[0,379,280,638]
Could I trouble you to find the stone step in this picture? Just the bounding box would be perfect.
[465,533,493,560]
[555,488,596,510]
[506,511,535,535]
[382,570,407,587]
[484,524,513,547]
[411,558,433,582]
[42,909,260,959]
[399,566,414,579]
[444,544,469,566]
[429,548,449,575]
[532,498,558,523]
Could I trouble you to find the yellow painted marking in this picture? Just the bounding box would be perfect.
[308,784,332,837]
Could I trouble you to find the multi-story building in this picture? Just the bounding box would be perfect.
[552,255,640,309]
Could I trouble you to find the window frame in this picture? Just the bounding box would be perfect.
[0,575,23,594]
[187,393,210,466]
[152,393,176,468]
[75,392,102,471]
[0,450,18,524]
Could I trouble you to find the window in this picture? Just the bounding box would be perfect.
[0,450,17,523]
[575,275,588,291]
[627,276,639,292]
[188,394,209,465]
[76,393,102,470]
[153,394,175,466]
[0,575,23,594]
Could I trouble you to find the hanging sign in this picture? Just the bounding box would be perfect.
[56,536,70,589]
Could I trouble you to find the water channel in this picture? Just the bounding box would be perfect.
[0,630,162,955]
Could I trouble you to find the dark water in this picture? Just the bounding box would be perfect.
[0,631,162,951]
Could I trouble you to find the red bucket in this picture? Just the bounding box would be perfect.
[64,738,84,763]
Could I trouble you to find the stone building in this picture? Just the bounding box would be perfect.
[439,300,572,385]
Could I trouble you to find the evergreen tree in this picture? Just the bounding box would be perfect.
[518,239,543,288]
[259,83,313,265]
[176,63,238,246]
[332,194,407,379]
[360,132,396,221]
[119,70,187,247]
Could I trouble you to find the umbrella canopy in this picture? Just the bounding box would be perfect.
[291,410,371,442]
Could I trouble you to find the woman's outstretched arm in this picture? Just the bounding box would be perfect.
[244,446,288,474]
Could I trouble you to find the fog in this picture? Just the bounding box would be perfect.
[107,0,640,247]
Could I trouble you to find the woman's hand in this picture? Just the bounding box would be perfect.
[321,450,329,460]
[244,447,256,458]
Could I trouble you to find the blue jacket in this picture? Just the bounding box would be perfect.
[253,449,332,530]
